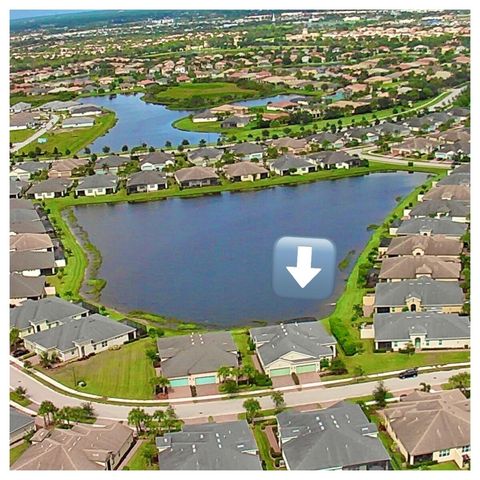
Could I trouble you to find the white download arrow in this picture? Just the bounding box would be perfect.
[286,245,322,288]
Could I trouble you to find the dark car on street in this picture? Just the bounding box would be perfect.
[398,368,418,379]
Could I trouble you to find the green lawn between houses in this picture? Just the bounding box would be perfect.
[10,128,35,144]
[42,337,156,400]
[17,112,116,156]
[123,440,159,470]
[10,441,30,466]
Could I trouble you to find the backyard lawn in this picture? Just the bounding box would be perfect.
[10,128,35,144]
[42,337,156,399]
[123,440,159,470]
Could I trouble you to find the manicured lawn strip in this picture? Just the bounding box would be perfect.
[123,440,159,470]
[126,310,205,336]
[10,128,35,144]
[424,462,460,470]
[252,424,276,470]
[10,441,30,466]
[10,391,32,407]
[41,337,156,400]
[19,112,116,156]
[232,328,255,369]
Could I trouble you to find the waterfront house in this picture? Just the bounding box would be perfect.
[384,235,462,258]
[94,156,130,175]
[174,166,219,188]
[421,185,470,202]
[26,178,72,200]
[10,274,47,306]
[223,162,269,182]
[277,402,391,470]
[379,256,461,282]
[392,218,468,239]
[405,200,469,223]
[156,332,238,387]
[269,155,316,176]
[139,151,175,171]
[10,408,35,445]
[380,390,470,468]
[191,110,218,123]
[10,179,30,199]
[48,158,89,178]
[10,251,57,277]
[127,171,168,193]
[228,142,265,161]
[187,147,223,167]
[75,174,118,197]
[10,162,50,182]
[308,151,360,170]
[437,172,470,187]
[61,117,95,128]
[373,312,470,351]
[365,276,464,315]
[10,112,40,130]
[12,423,134,470]
[10,296,89,338]
[155,420,262,470]
[250,320,336,377]
[22,314,137,362]
[221,115,251,128]
[10,233,54,253]
[68,104,103,116]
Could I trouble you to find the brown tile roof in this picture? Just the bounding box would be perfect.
[385,235,462,257]
[423,185,470,202]
[379,256,461,281]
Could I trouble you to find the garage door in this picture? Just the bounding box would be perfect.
[269,367,291,377]
[296,364,317,374]
[170,377,189,387]
[195,375,217,385]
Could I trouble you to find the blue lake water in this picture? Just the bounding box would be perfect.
[74,171,429,327]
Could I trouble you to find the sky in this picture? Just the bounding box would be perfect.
[10,10,85,20]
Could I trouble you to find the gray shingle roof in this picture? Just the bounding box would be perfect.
[277,402,390,470]
[10,297,88,330]
[396,218,468,237]
[174,166,218,182]
[10,251,56,273]
[270,155,313,170]
[10,407,35,436]
[94,156,129,169]
[251,321,336,368]
[127,170,167,187]
[10,274,46,300]
[76,174,118,191]
[374,312,470,342]
[409,200,470,218]
[156,332,237,378]
[27,178,72,195]
[140,151,174,166]
[187,147,223,162]
[23,314,136,352]
[156,420,262,470]
[374,277,464,308]
[229,142,265,155]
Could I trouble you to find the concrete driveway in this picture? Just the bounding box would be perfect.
[194,384,220,397]
[298,372,321,384]
[272,375,296,388]
[167,386,192,399]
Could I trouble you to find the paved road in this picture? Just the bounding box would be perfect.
[10,364,468,421]
[428,85,467,111]
[10,114,59,153]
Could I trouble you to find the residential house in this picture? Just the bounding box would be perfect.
[10,102,32,114]
[374,122,410,137]
[223,162,269,182]
[10,251,57,277]
[392,218,468,239]
[437,173,470,187]
[269,155,316,176]
[228,142,265,161]
[221,115,251,128]
[68,104,103,116]
[380,390,470,468]
[94,156,130,175]
[22,314,137,362]
[10,233,54,253]
[10,179,29,199]
[421,185,470,202]
[391,137,440,157]
[48,158,89,178]
[139,151,175,171]
[26,178,72,200]
[305,132,344,149]
[62,117,95,128]
[10,162,50,182]
[10,408,35,445]
[155,420,262,470]
[10,297,89,338]
[268,137,308,154]
[308,151,360,170]
[174,166,219,188]
[384,235,462,258]
[344,127,379,144]
[403,116,436,133]
[365,277,464,316]
[10,112,40,130]
[127,171,168,193]
[187,147,223,167]
[10,274,47,306]
[156,332,238,387]
[277,402,391,470]
[405,200,469,223]
[379,256,461,282]
[250,320,336,377]
[435,141,470,161]
[12,423,134,470]
[75,174,118,197]
[191,110,218,123]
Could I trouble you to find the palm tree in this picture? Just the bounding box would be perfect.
[56,406,74,427]
[270,391,285,411]
[231,367,243,386]
[243,398,261,423]
[217,366,232,383]
[157,376,170,395]
[161,406,178,433]
[10,328,20,351]
[241,365,255,385]
[38,400,57,427]
[81,402,95,418]
[128,408,147,435]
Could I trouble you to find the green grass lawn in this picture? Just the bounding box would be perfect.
[252,424,276,470]
[143,82,261,109]
[123,440,159,470]
[10,128,35,144]
[10,391,32,407]
[423,461,460,470]
[10,441,30,466]
[232,328,255,369]
[18,112,116,156]
[42,338,156,399]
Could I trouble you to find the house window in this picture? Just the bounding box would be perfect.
[93,344,97,351]
[438,340,443,346]
[439,449,450,458]
[101,341,108,348]
[426,341,430,346]
[393,342,398,347]
[462,446,470,453]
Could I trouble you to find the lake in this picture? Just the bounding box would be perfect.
[83,93,298,153]
[74,171,429,327]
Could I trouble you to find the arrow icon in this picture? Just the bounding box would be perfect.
[286,246,321,288]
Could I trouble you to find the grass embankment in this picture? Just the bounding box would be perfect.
[18,112,116,156]
[10,442,30,466]
[42,337,156,400]
[173,92,450,141]
[143,82,263,110]
[123,440,159,470]
[10,129,35,144]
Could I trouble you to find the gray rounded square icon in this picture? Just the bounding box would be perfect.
[273,236,336,300]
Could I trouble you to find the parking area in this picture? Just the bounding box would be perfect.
[195,383,220,397]
[297,372,321,384]
[271,375,296,388]
[166,385,192,399]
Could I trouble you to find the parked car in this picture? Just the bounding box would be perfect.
[12,348,28,358]
[398,368,418,379]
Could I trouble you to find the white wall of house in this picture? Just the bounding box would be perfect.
[376,337,470,352]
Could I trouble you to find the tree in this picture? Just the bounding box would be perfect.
[122,144,129,152]
[217,366,232,383]
[10,328,20,351]
[145,348,157,362]
[56,406,75,427]
[161,406,178,432]
[128,408,148,434]
[38,400,57,427]
[373,381,389,408]
[243,398,261,422]
[329,358,347,375]
[270,391,285,411]
[141,442,158,466]
[157,376,170,395]
[448,372,470,395]
[419,382,431,392]
[241,365,256,385]
[102,146,110,153]
[353,365,365,381]
[81,402,95,418]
